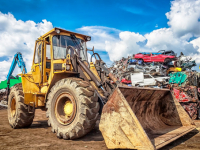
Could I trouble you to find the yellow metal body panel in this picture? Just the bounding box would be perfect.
[176,67,182,71]
[41,86,48,93]
[167,67,182,74]
[32,64,41,83]
[21,74,39,94]
[21,74,40,106]
[89,62,101,80]
[37,96,45,107]
[39,28,89,40]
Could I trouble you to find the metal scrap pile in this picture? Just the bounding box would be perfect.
[169,71,200,119]
[109,51,196,87]
[0,89,7,105]
[0,76,22,106]
[175,53,196,71]
[109,56,134,82]
[110,57,166,84]
[0,89,7,109]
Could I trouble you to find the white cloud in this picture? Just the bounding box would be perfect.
[77,26,148,61]
[145,28,197,55]
[0,57,13,81]
[166,0,200,37]
[76,26,120,51]
[190,37,200,52]
[0,12,53,81]
[105,31,146,61]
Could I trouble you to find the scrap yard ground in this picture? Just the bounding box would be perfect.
[0,108,200,150]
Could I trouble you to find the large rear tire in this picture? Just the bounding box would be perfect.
[7,83,34,128]
[46,78,99,139]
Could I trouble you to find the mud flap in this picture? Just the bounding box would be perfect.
[99,86,196,150]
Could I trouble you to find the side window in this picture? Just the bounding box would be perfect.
[34,43,42,63]
[46,44,51,69]
[46,44,51,59]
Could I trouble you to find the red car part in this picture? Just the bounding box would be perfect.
[134,53,175,63]
[121,78,131,84]
[172,86,199,119]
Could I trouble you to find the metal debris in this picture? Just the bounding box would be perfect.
[169,72,200,120]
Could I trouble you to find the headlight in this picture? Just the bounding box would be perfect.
[66,64,70,70]
[85,36,91,41]
[55,29,60,34]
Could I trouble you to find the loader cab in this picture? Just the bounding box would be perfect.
[31,28,90,87]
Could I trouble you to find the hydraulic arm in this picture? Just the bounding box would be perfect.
[6,52,27,97]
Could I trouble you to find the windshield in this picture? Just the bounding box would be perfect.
[52,35,87,60]
[158,50,165,53]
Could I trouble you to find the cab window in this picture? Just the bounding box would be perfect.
[52,35,87,60]
[46,44,51,59]
[34,43,42,63]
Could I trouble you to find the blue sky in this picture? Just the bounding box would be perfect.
[0,0,200,80]
[0,0,170,34]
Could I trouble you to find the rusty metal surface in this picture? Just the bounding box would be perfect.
[181,103,198,120]
[171,86,199,120]
[0,90,6,101]
[168,71,200,120]
[172,86,198,102]
[0,90,7,106]
[108,73,118,84]
[118,87,183,130]
[100,86,195,149]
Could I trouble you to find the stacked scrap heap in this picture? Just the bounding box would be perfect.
[169,71,200,119]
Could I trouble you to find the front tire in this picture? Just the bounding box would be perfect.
[7,84,34,128]
[46,78,99,139]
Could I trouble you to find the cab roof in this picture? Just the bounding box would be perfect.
[40,27,91,40]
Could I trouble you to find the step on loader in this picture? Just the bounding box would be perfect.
[7,28,195,150]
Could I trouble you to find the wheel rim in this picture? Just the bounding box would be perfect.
[55,93,76,125]
[10,97,16,117]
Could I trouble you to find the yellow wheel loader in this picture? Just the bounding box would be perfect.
[7,28,196,150]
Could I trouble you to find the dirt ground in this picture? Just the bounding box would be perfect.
[1,108,200,150]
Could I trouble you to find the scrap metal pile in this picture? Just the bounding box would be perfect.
[109,50,196,87]
[169,71,200,119]
[0,76,22,105]
[0,89,6,105]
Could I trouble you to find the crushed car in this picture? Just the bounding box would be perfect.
[134,50,176,63]
[131,72,169,87]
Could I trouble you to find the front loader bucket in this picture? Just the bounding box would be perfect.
[99,86,196,150]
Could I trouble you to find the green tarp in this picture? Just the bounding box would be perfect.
[169,72,187,85]
[0,77,22,90]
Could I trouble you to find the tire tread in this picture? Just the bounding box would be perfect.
[46,78,99,140]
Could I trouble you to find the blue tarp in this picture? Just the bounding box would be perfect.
[139,52,162,55]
